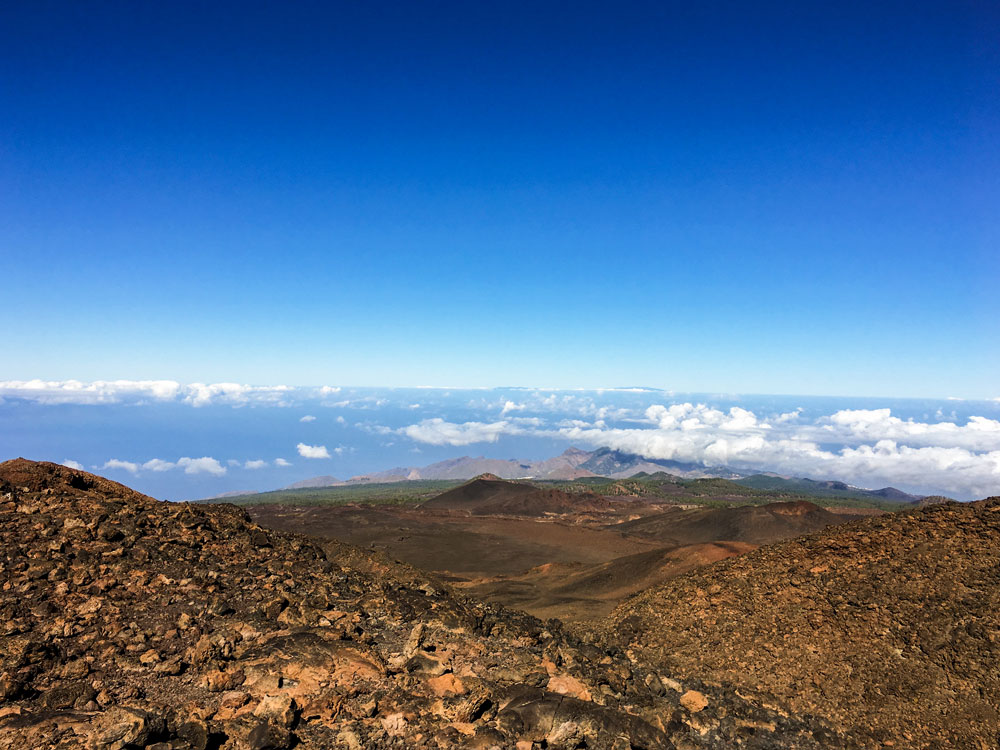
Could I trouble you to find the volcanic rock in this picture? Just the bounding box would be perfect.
[0,459,846,748]
[616,500,860,546]
[606,497,1000,748]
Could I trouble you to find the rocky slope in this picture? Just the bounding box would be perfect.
[605,498,1000,748]
[0,459,846,749]
[457,542,756,623]
[615,500,862,546]
[421,477,615,517]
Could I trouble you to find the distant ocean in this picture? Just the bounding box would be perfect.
[1,383,997,501]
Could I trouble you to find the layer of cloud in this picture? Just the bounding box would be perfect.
[0,380,294,407]
[61,459,83,471]
[824,409,1000,451]
[182,383,292,407]
[9,385,998,499]
[396,404,1000,498]
[297,442,331,459]
[1,380,182,405]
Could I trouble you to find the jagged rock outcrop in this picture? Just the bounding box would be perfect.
[0,459,847,749]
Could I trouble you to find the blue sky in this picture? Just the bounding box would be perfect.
[2,1,997,397]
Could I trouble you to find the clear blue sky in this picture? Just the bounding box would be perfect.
[2,1,997,397]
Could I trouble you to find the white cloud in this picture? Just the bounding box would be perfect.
[321,396,386,409]
[10,384,1000,499]
[183,383,292,407]
[501,400,526,415]
[0,380,295,407]
[824,409,1000,451]
[297,442,331,459]
[0,379,181,405]
[176,457,226,476]
[61,459,83,471]
[392,403,1000,498]
[99,456,223,476]
[401,418,514,446]
[549,405,1000,499]
[102,459,139,474]
[644,403,768,432]
[558,419,595,429]
[773,408,803,423]
[244,460,267,470]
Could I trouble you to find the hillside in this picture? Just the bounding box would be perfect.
[217,479,463,507]
[421,477,615,516]
[576,449,741,480]
[240,487,876,626]
[734,474,927,504]
[615,500,863,546]
[0,458,846,749]
[284,475,341,490]
[605,498,1000,748]
[449,499,862,623]
[458,542,756,623]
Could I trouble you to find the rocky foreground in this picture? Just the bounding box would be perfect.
[0,459,844,749]
[606,497,1000,748]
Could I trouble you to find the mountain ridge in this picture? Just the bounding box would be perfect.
[278,447,930,504]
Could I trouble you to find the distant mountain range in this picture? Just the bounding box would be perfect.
[282,447,930,503]
[284,447,738,489]
[734,473,931,503]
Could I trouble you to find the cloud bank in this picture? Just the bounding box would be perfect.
[0,380,299,407]
[1,380,183,405]
[6,383,998,499]
[396,403,1000,499]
